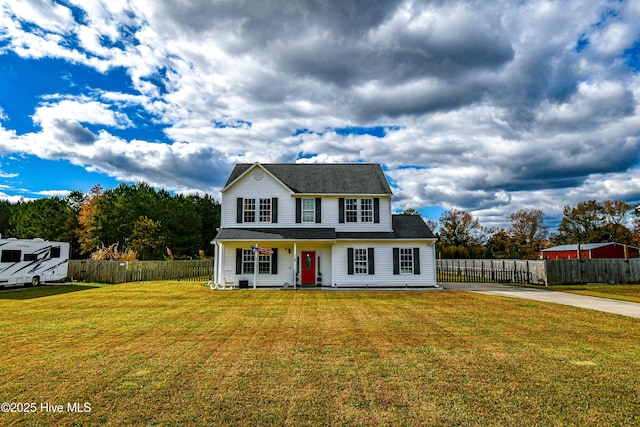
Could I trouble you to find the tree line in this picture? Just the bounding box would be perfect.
[0,183,220,260]
[421,200,640,259]
[1,186,638,261]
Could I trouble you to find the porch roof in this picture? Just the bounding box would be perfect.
[214,227,337,241]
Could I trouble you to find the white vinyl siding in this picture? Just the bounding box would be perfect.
[332,243,436,288]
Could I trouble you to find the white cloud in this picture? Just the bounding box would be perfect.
[0,0,639,228]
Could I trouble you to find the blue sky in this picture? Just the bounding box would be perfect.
[1,0,640,230]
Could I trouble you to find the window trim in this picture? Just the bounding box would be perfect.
[345,198,358,223]
[243,198,256,223]
[361,198,373,223]
[302,198,315,223]
[259,198,271,223]
[399,248,414,274]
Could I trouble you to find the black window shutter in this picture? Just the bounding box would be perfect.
[368,248,375,275]
[374,198,380,223]
[295,198,301,223]
[393,248,400,275]
[271,248,278,274]
[413,248,421,274]
[236,248,243,274]
[236,198,243,223]
[315,198,322,223]
[272,198,278,223]
[347,248,354,275]
[339,198,345,223]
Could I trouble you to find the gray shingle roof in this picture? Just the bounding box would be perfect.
[214,228,336,241]
[336,215,436,239]
[224,163,392,195]
[214,216,436,241]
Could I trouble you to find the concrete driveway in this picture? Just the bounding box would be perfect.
[441,282,640,319]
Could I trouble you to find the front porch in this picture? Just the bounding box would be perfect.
[212,240,334,289]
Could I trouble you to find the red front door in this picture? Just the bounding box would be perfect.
[301,251,316,285]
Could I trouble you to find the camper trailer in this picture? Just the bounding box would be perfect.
[0,238,70,288]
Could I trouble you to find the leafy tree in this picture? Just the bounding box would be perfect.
[195,194,221,256]
[0,200,15,237]
[437,209,485,258]
[129,216,166,260]
[556,200,605,244]
[10,197,75,241]
[509,208,548,258]
[485,228,515,259]
[633,205,640,246]
[556,200,633,245]
[601,200,633,244]
[438,209,482,247]
[76,185,104,256]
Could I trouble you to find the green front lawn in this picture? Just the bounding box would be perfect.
[0,282,638,426]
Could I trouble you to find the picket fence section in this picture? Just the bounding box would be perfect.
[68,259,213,284]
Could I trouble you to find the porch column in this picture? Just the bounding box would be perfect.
[293,242,297,290]
[216,242,224,287]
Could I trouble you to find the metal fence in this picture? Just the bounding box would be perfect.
[437,259,547,285]
[68,259,214,284]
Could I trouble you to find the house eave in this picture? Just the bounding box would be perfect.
[221,162,294,194]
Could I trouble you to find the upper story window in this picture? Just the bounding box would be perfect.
[237,197,278,224]
[361,198,373,222]
[296,198,321,223]
[244,198,256,222]
[339,198,380,224]
[345,198,358,222]
[302,198,315,223]
[259,198,271,222]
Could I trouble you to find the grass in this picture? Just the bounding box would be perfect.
[0,282,639,426]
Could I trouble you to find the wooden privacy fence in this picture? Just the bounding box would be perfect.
[437,259,546,285]
[437,258,640,285]
[545,259,640,285]
[68,259,214,284]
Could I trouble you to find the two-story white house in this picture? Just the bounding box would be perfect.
[211,163,438,289]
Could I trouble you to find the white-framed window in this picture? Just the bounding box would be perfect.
[361,198,373,222]
[354,248,368,274]
[259,198,271,222]
[399,248,414,274]
[242,249,272,274]
[345,198,358,222]
[258,254,272,274]
[302,198,315,223]
[242,249,254,273]
[243,198,256,223]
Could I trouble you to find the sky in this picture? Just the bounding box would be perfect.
[0,0,639,230]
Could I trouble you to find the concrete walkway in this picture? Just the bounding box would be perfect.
[441,282,640,319]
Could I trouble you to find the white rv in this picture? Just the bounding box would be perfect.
[0,238,70,288]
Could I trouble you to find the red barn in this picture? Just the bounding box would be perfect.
[540,242,640,260]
